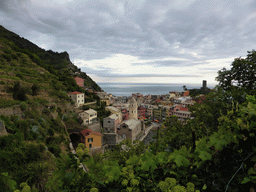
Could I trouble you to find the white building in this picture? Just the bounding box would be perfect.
[67,91,84,107]
[78,108,97,125]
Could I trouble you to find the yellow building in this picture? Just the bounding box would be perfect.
[80,129,102,150]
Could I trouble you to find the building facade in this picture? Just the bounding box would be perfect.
[117,119,144,141]
[80,129,102,150]
[129,97,137,120]
[67,91,85,107]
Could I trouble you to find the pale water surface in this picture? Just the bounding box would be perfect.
[97,83,213,96]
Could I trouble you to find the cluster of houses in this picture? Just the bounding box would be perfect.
[67,90,146,153]
[67,76,207,153]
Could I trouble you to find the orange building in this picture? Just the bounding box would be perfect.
[80,129,102,150]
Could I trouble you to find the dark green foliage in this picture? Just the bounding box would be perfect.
[12,81,27,101]
[217,50,256,98]
[48,145,61,157]
[48,128,54,136]
[31,83,40,96]
[19,101,27,111]
[2,53,12,62]
[16,72,24,80]
[188,87,211,97]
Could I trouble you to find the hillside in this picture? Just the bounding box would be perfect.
[0,26,105,191]
[0,25,103,93]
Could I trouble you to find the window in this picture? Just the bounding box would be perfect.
[82,100,83,102]
[108,121,111,123]
[88,138,93,142]
[78,96,80,98]
[89,144,92,148]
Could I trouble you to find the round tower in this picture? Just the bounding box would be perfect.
[129,97,138,120]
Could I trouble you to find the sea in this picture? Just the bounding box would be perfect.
[97,83,214,97]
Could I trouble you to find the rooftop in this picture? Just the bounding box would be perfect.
[80,129,102,137]
[108,114,119,121]
[85,108,97,114]
[67,91,84,95]
[121,119,141,130]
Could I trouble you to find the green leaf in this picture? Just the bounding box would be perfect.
[141,158,157,171]
[241,177,251,184]
[155,152,167,164]
[174,155,190,167]
[126,155,139,165]
[249,122,256,130]
[169,171,178,176]
[198,151,212,161]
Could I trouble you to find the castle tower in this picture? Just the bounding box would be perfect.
[129,97,138,120]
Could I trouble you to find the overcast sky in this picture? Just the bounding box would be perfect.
[1,0,256,86]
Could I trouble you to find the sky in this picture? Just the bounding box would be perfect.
[1,0,256,86]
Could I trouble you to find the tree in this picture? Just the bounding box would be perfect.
[31,83,40,96]
[12,81,27,101]
[216,50,256,96]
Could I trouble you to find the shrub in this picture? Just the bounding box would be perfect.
[2,53,12,62]
[31,83,40,96]
[12,81,27,101]
[78,143,85,149]
[19,102,27,111]
[48,145,61,157]
[48,128,54,136]
[0,80,5,85]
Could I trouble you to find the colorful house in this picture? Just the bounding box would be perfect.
[80,129,102,150]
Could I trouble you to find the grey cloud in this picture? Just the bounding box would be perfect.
[1,0,256,79]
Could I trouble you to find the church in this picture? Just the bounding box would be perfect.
[117,97,145,141]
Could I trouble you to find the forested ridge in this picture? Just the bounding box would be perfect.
[1,24,256,191]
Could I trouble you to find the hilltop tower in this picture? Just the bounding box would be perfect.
[129,97,138,120]
[202,80,207,89]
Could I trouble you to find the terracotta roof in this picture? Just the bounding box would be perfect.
[180,107,188,111]
[80,129,92,137]
[91,132,102,136]
[67,91,83,95]
[80,129,102,137]
[155,99,162,102]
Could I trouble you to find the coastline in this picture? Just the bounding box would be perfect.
[97,82,216,97]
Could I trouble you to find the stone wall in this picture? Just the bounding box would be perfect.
[0,120,7,136]
[0,105,22,118]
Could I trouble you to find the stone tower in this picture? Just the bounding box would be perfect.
[129,97,138,120]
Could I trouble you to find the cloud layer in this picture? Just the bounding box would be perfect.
[1,0,255,85]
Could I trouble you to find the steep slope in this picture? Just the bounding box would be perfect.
[0,25,103,92]
[0,26,104,191]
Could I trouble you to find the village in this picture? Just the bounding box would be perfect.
[68,77,208,154]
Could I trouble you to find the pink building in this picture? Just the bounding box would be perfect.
[169,104,191,122]
[138,106,146,120]
[74,77,84,87]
